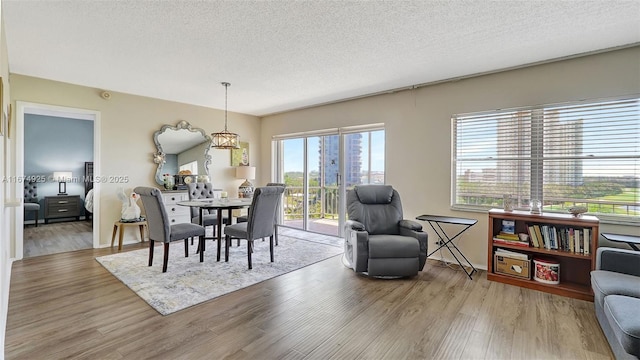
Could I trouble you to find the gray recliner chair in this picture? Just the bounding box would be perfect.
[24,181,40,227]
[344,185,428,277]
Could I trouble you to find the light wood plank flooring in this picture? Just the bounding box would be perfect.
[6,243,614,359]
[23,221,92,258]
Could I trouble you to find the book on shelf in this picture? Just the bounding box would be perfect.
[493,237,530,247]
[575,229,582,254]
[584,228,590,255]
[533,225,545,249]
[569,228,574,252]
[524,224,590,254]
[528,225,540,248]
[495,232,520,241]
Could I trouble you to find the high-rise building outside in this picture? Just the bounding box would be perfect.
[319,134,362,187]
[496,110,584,186]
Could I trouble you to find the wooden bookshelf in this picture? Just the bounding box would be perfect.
[487,209,599,301]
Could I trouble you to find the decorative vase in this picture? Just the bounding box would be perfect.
[530,199,542,214]
[503,194,513,211]
[163,174,174,190]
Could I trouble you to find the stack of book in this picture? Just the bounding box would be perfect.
[527,224,590,254]
[493,232,529,247]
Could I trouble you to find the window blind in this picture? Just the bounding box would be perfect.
[452,97,639,220]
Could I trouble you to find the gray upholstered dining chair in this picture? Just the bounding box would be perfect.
[24,181,40,227]
[236,182,286,245]
[135,186,206,273]
[344,185,428,277]
[186,182,229,245]
[224,186,285,269]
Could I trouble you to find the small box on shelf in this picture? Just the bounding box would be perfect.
[495,254,531,279]
[501,220,515,234]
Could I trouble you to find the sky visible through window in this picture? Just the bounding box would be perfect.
[283,131,385,173]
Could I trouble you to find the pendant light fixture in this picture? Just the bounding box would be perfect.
[211,82,240,149]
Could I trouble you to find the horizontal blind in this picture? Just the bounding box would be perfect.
[452,110,533,208]
[539,98,639,216]
[452,97,640,219]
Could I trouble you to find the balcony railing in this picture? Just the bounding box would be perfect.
[457,193,639,216]
[283,186,340,221]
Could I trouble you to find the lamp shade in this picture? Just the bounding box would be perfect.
[53,171,73,182]
[235,166,255,180]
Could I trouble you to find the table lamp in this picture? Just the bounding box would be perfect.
[53,171,73,195]
[235,166,256,198]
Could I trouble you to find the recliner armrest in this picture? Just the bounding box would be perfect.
[596,247,640,277]
[398,226,428,271]
[399,219,422,231]
[344,220,369,273]
[346,220,366,231]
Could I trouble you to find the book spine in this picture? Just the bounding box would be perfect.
[584,228,590,255]
[528,225,539,248]
[534,225,545,249]
[569,228,575,253]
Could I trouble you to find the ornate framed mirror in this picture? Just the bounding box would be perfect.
[153,120,212,186]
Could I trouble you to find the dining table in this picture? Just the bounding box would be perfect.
[177,198,253,261]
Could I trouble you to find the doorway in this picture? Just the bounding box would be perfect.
[15,102,101,260]
[274,125,385,237]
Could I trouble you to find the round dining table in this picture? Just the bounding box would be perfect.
[177,198,253,260]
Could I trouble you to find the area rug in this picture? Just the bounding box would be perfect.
[96,229,343,315]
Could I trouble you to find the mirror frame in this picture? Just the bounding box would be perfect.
[153,120,212,186]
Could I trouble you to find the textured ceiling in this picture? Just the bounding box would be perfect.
[3,1,640,116]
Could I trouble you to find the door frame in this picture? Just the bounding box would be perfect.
[273,124,384,237]
[14,101,101,260]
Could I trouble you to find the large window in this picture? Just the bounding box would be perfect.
[452,97,639,222]
[274,125,385,236]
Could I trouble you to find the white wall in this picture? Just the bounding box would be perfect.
[260,46,640,268]
[1,6,12,359]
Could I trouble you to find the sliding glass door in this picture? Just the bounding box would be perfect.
[275,126,384,237]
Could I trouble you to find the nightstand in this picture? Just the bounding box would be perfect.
[44,195,81,224]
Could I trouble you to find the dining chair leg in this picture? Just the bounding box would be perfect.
[225,235,230,262]
[148,240,155,266]
[275,225,279,246]
[162,242,170,273]
[217,235,222,262]
[270,235,274,262]
[199,236,204,263]
[184,239,189,257]
[248,240,253,270]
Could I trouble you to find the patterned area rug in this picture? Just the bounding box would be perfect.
[96,229,343,315]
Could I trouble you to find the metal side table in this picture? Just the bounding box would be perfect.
[416,214,478,279]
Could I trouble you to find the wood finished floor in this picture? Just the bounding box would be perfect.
[6,242,614,360]
[23,221,93,258]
